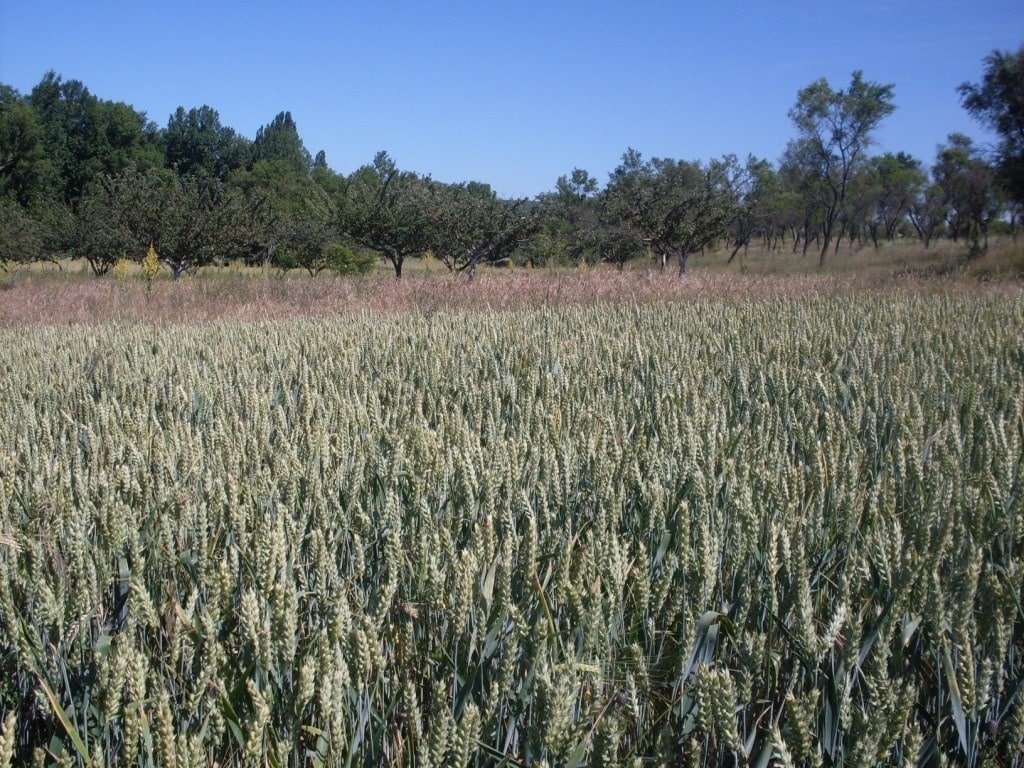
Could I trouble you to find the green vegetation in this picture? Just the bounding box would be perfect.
[2,38,1024,768]
[959,46,1024,216]
[2,46,1022,279]
[1,294,1022,766]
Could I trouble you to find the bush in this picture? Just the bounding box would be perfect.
[272,244,378,276]
[326,243,377,275]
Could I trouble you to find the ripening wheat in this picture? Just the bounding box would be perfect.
[0,293,1022,766]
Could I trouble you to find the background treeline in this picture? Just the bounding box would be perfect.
[1,46,1022,279]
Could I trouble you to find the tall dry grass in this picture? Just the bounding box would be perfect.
[2,265,1020,327]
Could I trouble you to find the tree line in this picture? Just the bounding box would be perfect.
[1,47,1022,279]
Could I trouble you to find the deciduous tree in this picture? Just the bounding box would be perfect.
[336,152,433,279]
[932,134,1000,254]
[788,71,896,265]
[164,105,250,181]
[867,152,926,244]
[230,158,336,270]
[958,45,1024,211]
[0,86,47,206]
[528,169,602,267]
[425,181,538,279]
[103,167,257,278]
[724,154,780,262]
[908,183,946,248]
[602,149,735,275]
[251,111,312,176]
[0,198,45,268]
[29,72,161,204]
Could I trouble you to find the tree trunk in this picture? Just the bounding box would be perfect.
[387,251,403,279]
[467,250,482,281]
[677,250,689,276]
[727,241,743,264]
[819,230,832,267]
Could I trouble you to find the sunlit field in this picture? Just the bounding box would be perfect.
[1,251,1023,766]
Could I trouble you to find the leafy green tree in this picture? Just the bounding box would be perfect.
[336,152,433,279]
[424,181,538,278]
[103,167,257,278]
[551,168,600,235]
[29,72,161,204]
[311,157,342,188]
[724,155,781,262]
[0,198,45,268]
[602,149,735,275]
[94,99,164,175]
[529,169,603,267]
[908,182,948,248]
[164,105,250,181]
[66,187,136,276]
[230,158,334,270]
[788,71,896,265]
[777,140,826,255]
[0,86,48,206]
[868,152,926,244]
[932,134,1000,254]
[838,165,882,249]
[958,45,1024,212]
[251,111,312,176]
[325,242,377,276]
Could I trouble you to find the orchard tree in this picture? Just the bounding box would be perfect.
[788,71,896,265]
[602,149,735,275]
[103,167,257,278]
[66,187,136,276]
[958,45,1024,213]
[0,198,45,268]
[932,134,1000,254]
[337,152,434,279]
[425,181,538,279]
[724,154,781,262]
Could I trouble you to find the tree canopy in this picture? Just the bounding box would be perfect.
[602,150,736,275]
[0,59,1015,279]
[164,105,249,181]
[787,71,896,265]
[958,45,1024,212]
[336,151,435,279]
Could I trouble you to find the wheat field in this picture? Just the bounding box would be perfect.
[1,293,1022,766]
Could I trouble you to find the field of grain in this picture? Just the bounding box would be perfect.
[1,293,1023,766]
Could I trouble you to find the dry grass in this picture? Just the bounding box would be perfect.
[2,238,1022,327]
[697,234,1024,278]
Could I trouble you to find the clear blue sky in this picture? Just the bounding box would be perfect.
[1,1,1021,197]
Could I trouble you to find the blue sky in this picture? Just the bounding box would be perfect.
[1,1,1021,197]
